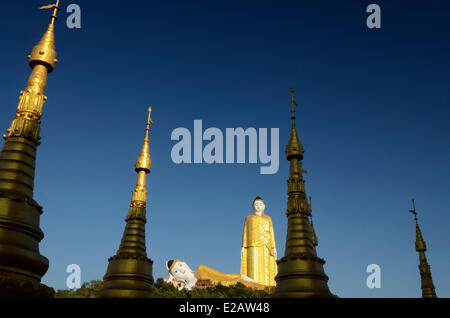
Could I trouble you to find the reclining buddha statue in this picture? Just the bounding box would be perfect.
[165,259,268,291]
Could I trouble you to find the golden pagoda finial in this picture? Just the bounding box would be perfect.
[40,0,60,25]
[146,106,153,137]
[408,199,437,298]
[128,107,153,212]
[135,107,152,173]
[409,199,418,221]
[285,87,304,161]
[409,199,426,251]
[290,87,299,121]
[3,2,60,144]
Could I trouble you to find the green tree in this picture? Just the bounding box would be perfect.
[54,280,103,298]
[55,278,274,298]
[152,278,274,298]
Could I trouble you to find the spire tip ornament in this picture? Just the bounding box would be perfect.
[147,106,153,128]
[285,87,304,161]
[40,0,60,25]
[409,199,437,298]
[27,1,60,73]
[290,87,299,120]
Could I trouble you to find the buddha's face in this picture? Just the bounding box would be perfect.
[253,199,265,214]
[170,261,193,281]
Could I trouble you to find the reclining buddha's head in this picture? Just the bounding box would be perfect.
[166,259,194,282]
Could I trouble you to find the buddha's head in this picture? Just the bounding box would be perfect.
[166,259,194,282]
[252,197,265,214]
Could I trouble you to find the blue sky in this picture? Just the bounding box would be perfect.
[0,0,449,297]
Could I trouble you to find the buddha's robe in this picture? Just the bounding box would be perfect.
[240,213,277,286]
[194,265,266,290]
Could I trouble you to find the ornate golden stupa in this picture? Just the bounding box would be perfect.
[0,2,61,297]
[272,88,336,298]
[94,108,155,298]
[409,199,437,298]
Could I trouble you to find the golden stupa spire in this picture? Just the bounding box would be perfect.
[272,88,336,298]
[285,88,303,160]
[95,107,154,298]
[4,2,60,144]
[0,2,62,297]
[130,107,153,210]
[409,199,437,298]
[290,87,298,121]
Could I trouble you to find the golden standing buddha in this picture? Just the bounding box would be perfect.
[240,197,277,286]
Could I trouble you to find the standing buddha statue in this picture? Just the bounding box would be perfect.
[240,197,277,286]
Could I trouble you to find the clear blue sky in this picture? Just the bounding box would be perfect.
[1,0,449,297]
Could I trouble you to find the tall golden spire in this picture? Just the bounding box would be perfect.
[95,107,154,298]
[409,199,437,298]
[0,2,61,297]
[272,88,336,298]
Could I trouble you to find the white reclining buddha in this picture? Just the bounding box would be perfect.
[165,259,268,291]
